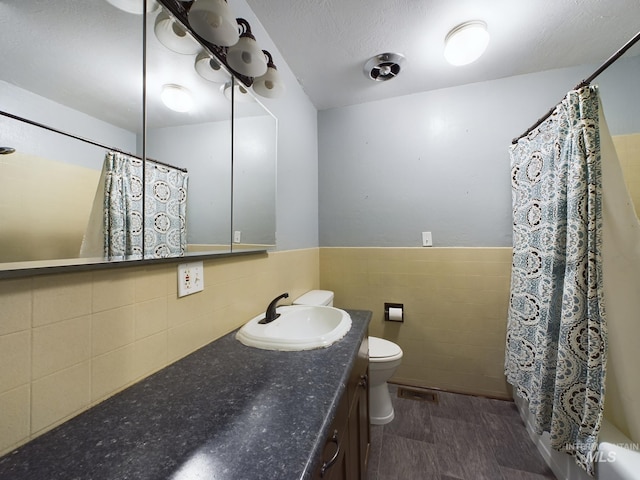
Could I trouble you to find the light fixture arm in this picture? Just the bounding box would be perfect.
[262,50,277,69]
[236,18,256,40]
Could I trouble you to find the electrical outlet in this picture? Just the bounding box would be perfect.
[422,231,433,247]
[177,261,204,297]
[233,230,241,243]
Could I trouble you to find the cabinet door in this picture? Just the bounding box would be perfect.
[357,366,371,479]
[315,429,348,480]
[348,365,370,480]
[313,395,349,480]
[314,335,370,480]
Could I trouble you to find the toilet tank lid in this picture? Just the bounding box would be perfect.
[369,336,403,358]
[293,290,334,306]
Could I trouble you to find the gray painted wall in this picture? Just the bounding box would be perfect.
[318,56,640,247]
[235,1,320,251]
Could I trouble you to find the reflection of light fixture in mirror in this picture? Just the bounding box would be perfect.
[444,21,490,66]
[222,82,255,103]
[188,0,239,47]
[226,19,268,78]
[154,11,200,54]
[104,0,159,14]
[161,84,194,112]
[253,51,285,98]
[195,51,229,82]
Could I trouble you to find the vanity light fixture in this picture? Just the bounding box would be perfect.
[253,50,285,98]
[154,11,200,54]
[155,1,286,98]
[161,84,194,112]
[444,21,490,66]
[226,19,268,78]
[104,0,159,14]
[188,0,239,47]
[222,82,255,103]
[194,51,230,82]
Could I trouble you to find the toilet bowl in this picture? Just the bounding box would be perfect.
[368,336,403,424]
[293,290,403,425]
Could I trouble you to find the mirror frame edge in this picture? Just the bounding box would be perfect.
[0,249,268,280]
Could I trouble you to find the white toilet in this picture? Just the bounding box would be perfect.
[368,336,403,424]
[293,290,403,425]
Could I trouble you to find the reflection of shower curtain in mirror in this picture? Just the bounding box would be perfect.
[102,151,188,259]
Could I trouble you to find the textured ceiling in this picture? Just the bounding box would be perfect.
[2,0,638,129]
[245,0,640,110]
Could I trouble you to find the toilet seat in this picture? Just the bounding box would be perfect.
[369,336,403,363]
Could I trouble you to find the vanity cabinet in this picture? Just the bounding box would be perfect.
[314,336,370,480]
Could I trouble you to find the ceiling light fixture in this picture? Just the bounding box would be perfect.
[364,53,405,81]
[444,21,490,66]
[226,19,268,78]
[154,11,200,54]
[187,0,239,47]
[253,50,285,98]
[161,84,194,112]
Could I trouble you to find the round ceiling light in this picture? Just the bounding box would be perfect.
[161,84,193,112]
[444,21,490,66]
[363,53,405,82]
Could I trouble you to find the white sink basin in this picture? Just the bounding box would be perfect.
[235,305,352,351]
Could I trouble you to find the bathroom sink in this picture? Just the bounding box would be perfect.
[235,305,352,351]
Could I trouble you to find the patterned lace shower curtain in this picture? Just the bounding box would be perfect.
[505,85,607,475]
[103,151,188,259]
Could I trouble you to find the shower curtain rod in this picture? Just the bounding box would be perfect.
[512,30,640,145]
[0,110,188,173]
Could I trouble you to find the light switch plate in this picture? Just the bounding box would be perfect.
[177,261,204,297]
[422,231,433,247]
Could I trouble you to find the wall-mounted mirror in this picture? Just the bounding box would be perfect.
[233,88,277,251]
[0,0,276,274]
[0,0,145,268]
[145,4,234,256]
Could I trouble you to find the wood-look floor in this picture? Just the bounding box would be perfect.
[366,385,557,480]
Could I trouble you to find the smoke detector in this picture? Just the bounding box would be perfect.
[364,53,405,81]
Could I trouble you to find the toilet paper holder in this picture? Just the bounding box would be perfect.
[384,303,404,322]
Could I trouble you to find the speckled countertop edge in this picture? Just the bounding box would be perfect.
[0,309,371,480]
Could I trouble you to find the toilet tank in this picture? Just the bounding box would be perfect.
[293,290,334,307]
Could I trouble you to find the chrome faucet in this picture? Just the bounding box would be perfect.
[259,292,289,324]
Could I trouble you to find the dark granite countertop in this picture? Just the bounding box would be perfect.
[0,309,371,480]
